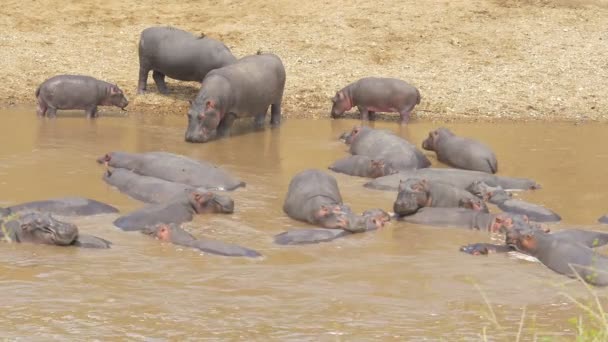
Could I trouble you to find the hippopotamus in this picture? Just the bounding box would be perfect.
[274,208,391,245]
[137,26,237,94]
[113,190,234,231]
[141,223,261,258]
[283,169,379,233]
[467,181,561,222]
[393,178,488,217]
[421,127,498,174]
[330,77,420,124]
[598,215,608,224]
[328,155,397,178]
[185,53,286,143]
[0,212,111,248]
[345,126,430,171]
[97,151,245,191]
[36,75,129,118]
[4,197,119,217]
[364,168,540,192]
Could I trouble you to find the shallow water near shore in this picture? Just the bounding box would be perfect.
[1,107,608,340]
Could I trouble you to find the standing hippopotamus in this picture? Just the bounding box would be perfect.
[328,156,397,178]
[393,178,488,217]
[113,190,234,231]
[97,151,245,191]
[36,75,129,118]
[330,77,420,124]
[141,223,261,258]
[283,169,378,233]
[5,197,119,217]
[137,26,237,94]
[184,53,286,143]
[346,126,430,170]
[421,127,498,174]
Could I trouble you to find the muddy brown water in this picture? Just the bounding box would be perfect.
[1,107,608,340]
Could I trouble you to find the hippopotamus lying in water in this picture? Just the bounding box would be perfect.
[467,181,561,223]
[141,223,261,258]
[422,127,498,174]
[598,215,608,224]
[344,126,430,171]
[3,197,119,217]
[364,168,540,192]
[330,77,420,124]
[36,75,128,118]
[283,169,383,233]
[137,26,237,94]
[113,190,234,231]
[328,155,397,178]
[97,151,245,191]
[0,212,111,248]
[393,178,488,217]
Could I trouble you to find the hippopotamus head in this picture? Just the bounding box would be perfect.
[17,212,78,246]
[330,91,353,117]
[345,125,372,145]
[141,223,196,245]
[505,224,542,255]
[369,159,397,178]
[185,93,224,143]
[393,178,429,216]
[102,84,129,110]
[459,197,487,212]
[421,127,453,151]
[466,181,511,203]
[362,208,392,228]
[189,191,234,214]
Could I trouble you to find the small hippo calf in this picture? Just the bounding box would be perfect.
[36,75,129,118]
[328,156,397,178]
[331,77,420,124]
[422,127,498,174]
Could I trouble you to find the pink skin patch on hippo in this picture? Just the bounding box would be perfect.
[156,225,171,242]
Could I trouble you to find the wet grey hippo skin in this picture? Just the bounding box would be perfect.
[330,77,420,124]
[274,208,391,245]
[328,155,397,178]
[36,75,128,118]
[185,52,286,143]
[364,168,540,192]
[6,197,119,217]
[467,181,561,223]
[97,151,245,191]
[421,127,498,174]
[283,169,381,233]
[141,223,261,258]
[0,212,111,248]
[598,215,608,224]
[345,126,430,171]
[113,190,234,231]
[137,26,237,94]
[393,178,488,217]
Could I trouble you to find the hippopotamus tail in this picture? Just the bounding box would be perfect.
[488,159,497,174]
[35,85,41,97]
[415,88,421,105]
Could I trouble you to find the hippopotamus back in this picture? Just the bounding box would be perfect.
[283,169,343,223]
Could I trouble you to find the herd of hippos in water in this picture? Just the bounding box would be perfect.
[7,25,607,287]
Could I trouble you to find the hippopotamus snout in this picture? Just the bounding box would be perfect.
[211,194,234,213]
[184,124,215,143]
[393,192,420,216]
[20,212,78,246]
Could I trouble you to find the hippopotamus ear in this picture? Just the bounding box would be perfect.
[412,179,428,192]
[206,100,216,109]
[398,180,407,192]
[193,192,214,205]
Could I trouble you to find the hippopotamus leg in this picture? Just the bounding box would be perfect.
[84,105,98,119]
[72,234,112,249]
[46,107,58,118]
[270,101,281,125]
[217,113,237,138]
[137,64,150,94]
[254,111,267,129]
[399,108,412,125]
[152,70,169,94]
[357,106,371,121]
[36,99,48,117]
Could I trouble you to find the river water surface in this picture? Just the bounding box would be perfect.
[1,107,608,341]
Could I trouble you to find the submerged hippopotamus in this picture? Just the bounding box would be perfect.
[393,178,488,217]
[328,155,397,178]
[421,127,498,174]
[137,26,237,94]
[345,126,430,171]
[330,77,420,124]
[283,169,383,233]
[598,215,608,224]
[97,151,245,191]
[0,212,111,248]
[113,190,234,231]
[36,75,129,118]
[141,223,261,258]
[4,197,119,217]
[185,53,286,143]
[365,168,540,192]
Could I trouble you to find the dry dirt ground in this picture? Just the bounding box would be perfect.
[1,0,607,122]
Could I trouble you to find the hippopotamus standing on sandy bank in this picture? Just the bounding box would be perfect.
[345,126,430,171]
[330,77,420,124]
[328,155,397,178]
[283,169,382,233]
[393,178,488,217]
[97,151,245,191]
[142,223,261,258]
[113,190,234,231]
[137,26,237,94]
[3,197,119,217]
[0,212,111,248]
[35,75,128,118]
[185,53,286,143]
[365,168,540,192]
[421,127,498,174]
